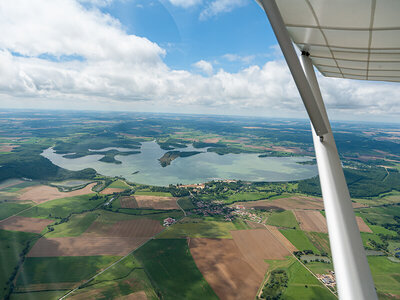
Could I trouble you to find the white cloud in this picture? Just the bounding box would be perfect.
[200,0,247,20]
[193,60,214,75]
[168,0,203,8]
[0,0,399,122]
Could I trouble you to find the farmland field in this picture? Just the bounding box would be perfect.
[20,194,103,219]
[135,239,218,300]
[280,229,320,254]
[266,210,299,229]
[0,111,400,299]
[157,218,238,239]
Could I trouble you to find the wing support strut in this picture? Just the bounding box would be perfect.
[256,0,328,137]
[257,0,378,299]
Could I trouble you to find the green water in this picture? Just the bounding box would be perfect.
[42,141,317,186]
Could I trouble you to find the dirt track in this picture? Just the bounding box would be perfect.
[134,195,179,210]
[0,216,53,233]
[18,183,96,204]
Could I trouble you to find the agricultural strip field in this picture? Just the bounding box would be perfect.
[189,238,264,300]
[266,225,298,252]
[20,194,102,219]
[157,218,239,239]
[15,256,118,294]
[266,210,299,229]
[280,229,320,254]
[46,212,99,237]
[294,211,328,233]
[0,216,53,233]
[237,195,325,211]
[265,257,337,300]
[100,188,125,195]
[368,256,400,297]
[134,195,179,210]
[231,229,290,274]
[17,183,96,204]
[84,218,163,237]
[135,239,218,300]
[294,210,372,233]
[29,218,164,257]
[27,236,148,257]
[0,202,33,220]
[65,254,157,299]
[119,196,139,208]
[0,230,40,299]
[107,180,131,190]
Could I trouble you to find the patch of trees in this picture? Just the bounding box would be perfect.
[259,270,288,300]
[298,167,400,198]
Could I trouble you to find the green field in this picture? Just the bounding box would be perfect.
[304,261,333,275]
[11,290,67,300]
[280,229,320,254]
[135,191,173,197]
[0,230,40,299]
[135,239,218,300]
[368,256,400,296]
[305,232,331,255]
[226,191,271,203]
[177,197,195,210]
[46,211,99,237]
[107,180,131,190]
[72,254,157,299]
[157,218,238,239]
[0,202,33,220]
[369,225,397,236]
[264,257,336,300]
[17,256,119,286]
[20,194,102,219]
[266,210,299,229]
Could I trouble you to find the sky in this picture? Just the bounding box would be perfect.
[0,0,399,122]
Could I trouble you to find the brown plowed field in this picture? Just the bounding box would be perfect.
[117,291,148,300]
[18,183,96,204]
[85,219,163,237]
[27,219,163,257]
[100,188,125,195]
[231,229,290,277]
[246,221,265,229]
[135,195,179,210]
[356,216,373,233]
[189,238,263,300]
[238,196,365,211]
[237,196,324,211]
[27,237,147,257]
[0,216,53,233]
[294,211,372,233]
[266,225,298,252]
[294,210,328,233]
[120,196,139,208]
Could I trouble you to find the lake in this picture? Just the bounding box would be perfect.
[42,141,318,186]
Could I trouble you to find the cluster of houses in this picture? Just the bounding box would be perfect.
[232,205,262,223]
[316,271,336,288]
[190,199,234,219]
[163,217,176,227]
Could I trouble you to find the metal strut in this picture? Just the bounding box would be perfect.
[257,0,378,299]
